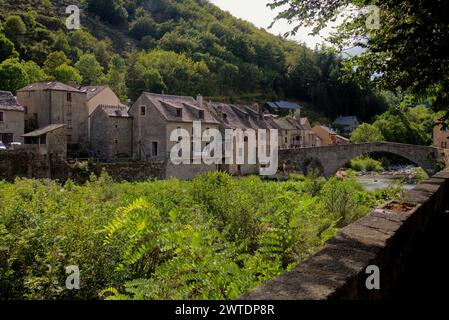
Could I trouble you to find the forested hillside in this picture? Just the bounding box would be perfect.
[0,0,388,121]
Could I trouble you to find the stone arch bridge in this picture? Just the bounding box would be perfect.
[280,142,448,177]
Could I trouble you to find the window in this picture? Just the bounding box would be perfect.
[0,112,3,122]
[223,113,227,120]
[67,92,72,102]
[0,133,13,145]
[115,139,118,144]
[176,108,182,117]
[24,106,28,115]
[199,110,204,119]
[442,141,448,149]
[285,137,288,143]
[67,120,72,129]
[140,106,146,116]
[152,141,158,156]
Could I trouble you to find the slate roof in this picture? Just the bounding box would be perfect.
[22,124,66,137]
[266,101,301,110]
[0,91,24,112]
[99,104,131,118]
[334,116,359,126]
[207,102,272,130]
[79,86,108,100]
[18,82,83,93]
[143,93,219,124]
[264,115,304,131]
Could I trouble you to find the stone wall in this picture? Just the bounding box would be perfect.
[0,150,165,182]
[241,170,449,300]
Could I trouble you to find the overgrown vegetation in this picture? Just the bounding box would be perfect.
[0,171,394,300]
[348,156,384,173]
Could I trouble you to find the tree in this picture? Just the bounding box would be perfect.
[0,34,18,62]
[22,60,49,83]
[75,54,105,85]
[0,58,29,92]
[129,15,158,40]
[106,55,127,100]
[269,0,449,123]
[52,64,82,85]
[3,15,27,41]
[350,123,384,144]
[53,31,70,55]
[44,51,71,75]
[87,0,128,25]
[126,61,167,100]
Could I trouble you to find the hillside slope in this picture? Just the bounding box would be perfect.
[0,0,388,121]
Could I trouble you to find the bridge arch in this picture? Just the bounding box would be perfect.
[279,142,446,177]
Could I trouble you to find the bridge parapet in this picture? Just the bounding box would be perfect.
[240,170,449,300]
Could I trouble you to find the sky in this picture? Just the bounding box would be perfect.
[208,0,332,48]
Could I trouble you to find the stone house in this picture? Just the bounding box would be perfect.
[312,125,350,146]
[89,104,133,161]
[333,116,360,135]
[207,102,275,176]
[129,92,221,179]
[433,124,449,149]
[0,91,24,145]
[79,85,122,143]
[17,82,88,145]
[264,115,302,149]
[22,124,67,160]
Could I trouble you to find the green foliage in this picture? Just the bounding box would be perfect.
[43,51,70,75]
[348,156,384,173]
[0,34,18,62]
[3,15,26,41]
[21,60,49,83]
[75,54,105,85]
[0,172,384,300]
[405,167,429,184]
[106,55,128,100]
[350,123,385,143]
[373,98,435,145]
[270,0,449,123]
[0,58,29,92]
[52,64,82,85]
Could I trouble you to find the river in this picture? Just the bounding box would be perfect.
[353,166,419,191]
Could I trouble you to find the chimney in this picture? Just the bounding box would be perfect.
[294,108,301,120]
[197,94,203,108]
[68,81,78,89]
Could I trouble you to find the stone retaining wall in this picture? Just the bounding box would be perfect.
[0,150,165,182]
[241,170,449,300]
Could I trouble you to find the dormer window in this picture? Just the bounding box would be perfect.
[223,113,227,120]
[176,108,182,117]
[199,110,204,119]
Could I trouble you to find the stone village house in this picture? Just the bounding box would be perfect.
[0,91,24,145]
[129,92,221,179]
[89,104,133,161]
[434,123,449,149]
[17,82,88,146]
[207,102,276,176]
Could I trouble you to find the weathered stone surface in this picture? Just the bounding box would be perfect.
[280,142,447,176]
